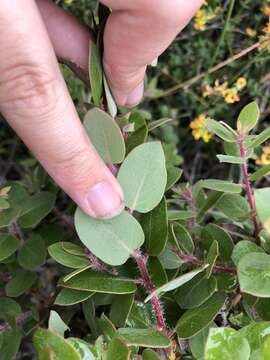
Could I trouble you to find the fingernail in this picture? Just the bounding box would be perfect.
[125,82,144,107]
[86,181,124,219]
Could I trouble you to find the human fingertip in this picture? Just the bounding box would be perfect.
[125,81,144,108]
[80,180,125,219]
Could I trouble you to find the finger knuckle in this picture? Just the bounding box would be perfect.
[0,61,63,118]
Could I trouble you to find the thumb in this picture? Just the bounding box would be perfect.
[102,0,203,107]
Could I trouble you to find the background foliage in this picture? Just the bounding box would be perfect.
[1,0,270,359]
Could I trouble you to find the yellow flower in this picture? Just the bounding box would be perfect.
[64,0,73,4]
[194,6,219,31]
[224,87,240,104]
[235,77,247,91]
[263,6,270,16]
[190,114,213,143]
[256,146,270,165]
[246,27,257,38]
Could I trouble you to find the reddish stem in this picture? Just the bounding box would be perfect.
[237,133,260,242]
[176,251,237,274]
[133,250,167,333]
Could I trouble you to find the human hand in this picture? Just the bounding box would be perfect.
[0,0,203,219]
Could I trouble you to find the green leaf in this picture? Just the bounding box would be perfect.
[126,112,148,154]
[33,328,81,360]
[117,328,170,348]
[206,240,219,278]
[48,310,69,337]
[109,294,134,327]
[175,273,217,309]
[84,108,125,164]
[0,235,19,262]
[249,127,270,148]
[197,191,224,222]
[216,194,250,221]
[217,155,245,164]
[168,210,194,220]
[166,166,182,190]
[176,292,225,338]
[237,101,260,133]
[5,270,37,297]
[158,247,183,269]
[67,338,97,360]
[60,270,136,294]
[255,188,270,235]
[145,265,208,302]
[17,234,46,270]
[118,142,167,213]
[89,42,103,107]
[127,302,155,329]
[232,240,263,265]
[0,198,10,210]
[103,74,118,118]
[105,337,130,360]
[148,118,173,132]
[54,288,94,306]
[142,349,161,359]
[48,242,90,269]
[172,223,194,254]
[250,165,270,181]
[148,257,168,288]
[75,209,144,266]
[0,328,21,360]
[200,180,242,193]
[240,322,270,354]
[205,118,237,142]
[97,313,117,340]
[205,328,250,360]
[238,253,270,297]
[141,198,168,256]
[0,297,21,318]
[201,224,234,262]
[189,324,216,360]
[18,192,56,228]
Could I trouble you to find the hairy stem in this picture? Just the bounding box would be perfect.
[176,251,237,274]
[238,133,260,242]
[133,250,167,333]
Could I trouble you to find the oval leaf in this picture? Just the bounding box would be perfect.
[75,209,144,266]
[84,108,125,164]
[205,328,250,360]
[141,197,168,256]
[59,270,136,294]
[145,265,208,302]
[238,253,270,297]
[117,142,167,213]
[237,101,260,133]
[176,293,226,338]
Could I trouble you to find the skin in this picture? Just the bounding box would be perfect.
[0,0,203,219]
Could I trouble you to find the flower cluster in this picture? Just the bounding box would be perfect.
[190,114,213,143]
[193,1,219,31]
[202,77,247,104]
[256,145,270,166]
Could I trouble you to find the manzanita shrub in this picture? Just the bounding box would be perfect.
[2,4,270,360]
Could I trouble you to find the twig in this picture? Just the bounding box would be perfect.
[175,251,237,275]
[152,42,260,99]
[237,132,260,242]
[133,250,167,333]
